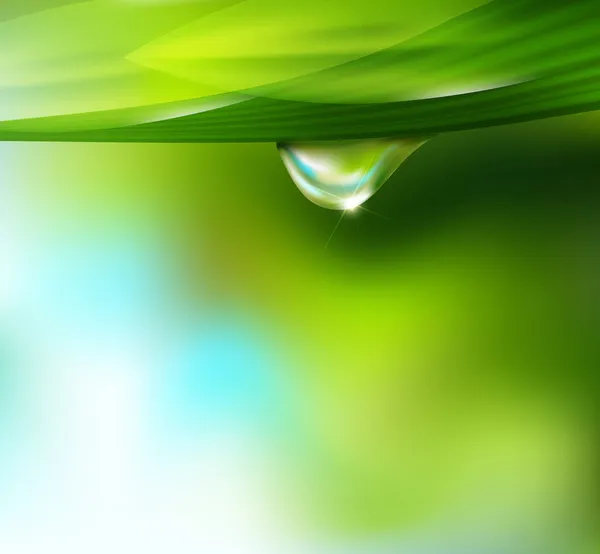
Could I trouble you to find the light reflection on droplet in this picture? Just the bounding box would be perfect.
[278,137,428,210]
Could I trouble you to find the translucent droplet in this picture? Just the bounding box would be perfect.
[278,137,427,210]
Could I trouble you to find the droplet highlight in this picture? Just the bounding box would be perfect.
[278,137,427,210]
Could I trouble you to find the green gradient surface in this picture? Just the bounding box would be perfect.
[0,0,599,141]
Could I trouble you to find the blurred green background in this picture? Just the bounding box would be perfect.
[0,2,598,550]
[1,110,597,553]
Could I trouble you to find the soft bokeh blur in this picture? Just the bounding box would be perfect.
[0,111,598,553]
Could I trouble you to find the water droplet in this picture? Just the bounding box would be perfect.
[278,137,427,210]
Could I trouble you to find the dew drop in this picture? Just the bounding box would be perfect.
[278,137,427,210]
